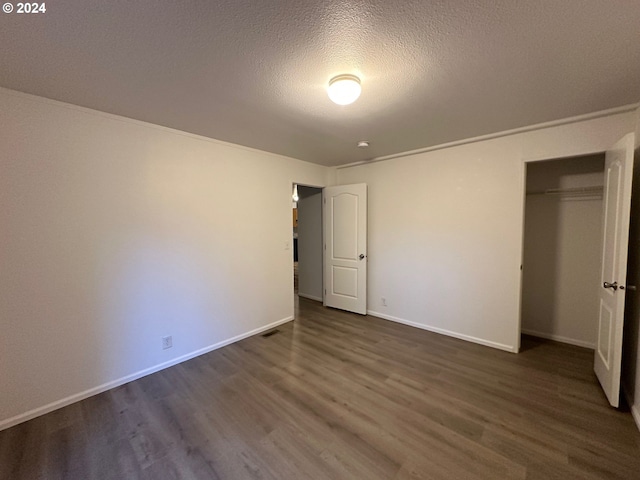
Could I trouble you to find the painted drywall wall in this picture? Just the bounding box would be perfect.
[521,156,604,348]
[0,88,331,429]
[337,111,636,352]
[297,187,323,301]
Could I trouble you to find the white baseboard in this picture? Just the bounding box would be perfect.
[521,329,595,349]
[367,310,516,353]
[0,315,294,432]
[297,292,323,302]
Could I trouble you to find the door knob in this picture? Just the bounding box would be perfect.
[603,281,618,291]
[359,254,365,260]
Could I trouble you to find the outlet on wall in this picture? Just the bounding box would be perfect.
[162,335,173,350]
[381,297,387,307]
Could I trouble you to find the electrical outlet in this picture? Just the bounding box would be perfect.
[162,335,173,350]
[381,297,387,307]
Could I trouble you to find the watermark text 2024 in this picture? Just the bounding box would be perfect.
[3,3,47,14]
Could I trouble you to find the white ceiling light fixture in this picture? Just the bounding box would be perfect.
[292,184,299,202]
[327,74,361,105]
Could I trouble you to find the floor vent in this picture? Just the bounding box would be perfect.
[262,329,280,338]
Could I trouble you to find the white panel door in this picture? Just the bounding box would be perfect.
[323,184,367,315]
[595,133,634,407]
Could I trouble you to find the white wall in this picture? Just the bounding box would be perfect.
[337,110,636,352]
[297,187,323,301]
[0,88,331,429]
[521,156,604,348]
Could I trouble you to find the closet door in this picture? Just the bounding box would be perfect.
[594,133,634,407]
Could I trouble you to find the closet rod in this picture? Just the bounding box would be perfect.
[527,185,603,197]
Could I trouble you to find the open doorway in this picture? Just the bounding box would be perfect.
[521,153,606,348]
[292,185,323,305]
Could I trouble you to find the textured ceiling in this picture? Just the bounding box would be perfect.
[1,1,639,166]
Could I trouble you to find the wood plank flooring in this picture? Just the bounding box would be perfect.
[1,297,639,479]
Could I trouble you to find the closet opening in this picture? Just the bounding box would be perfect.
[521,153,606,349]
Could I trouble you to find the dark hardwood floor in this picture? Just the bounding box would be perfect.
[1,297,640,479]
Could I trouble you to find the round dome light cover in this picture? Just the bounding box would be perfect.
[327,74,361,105]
